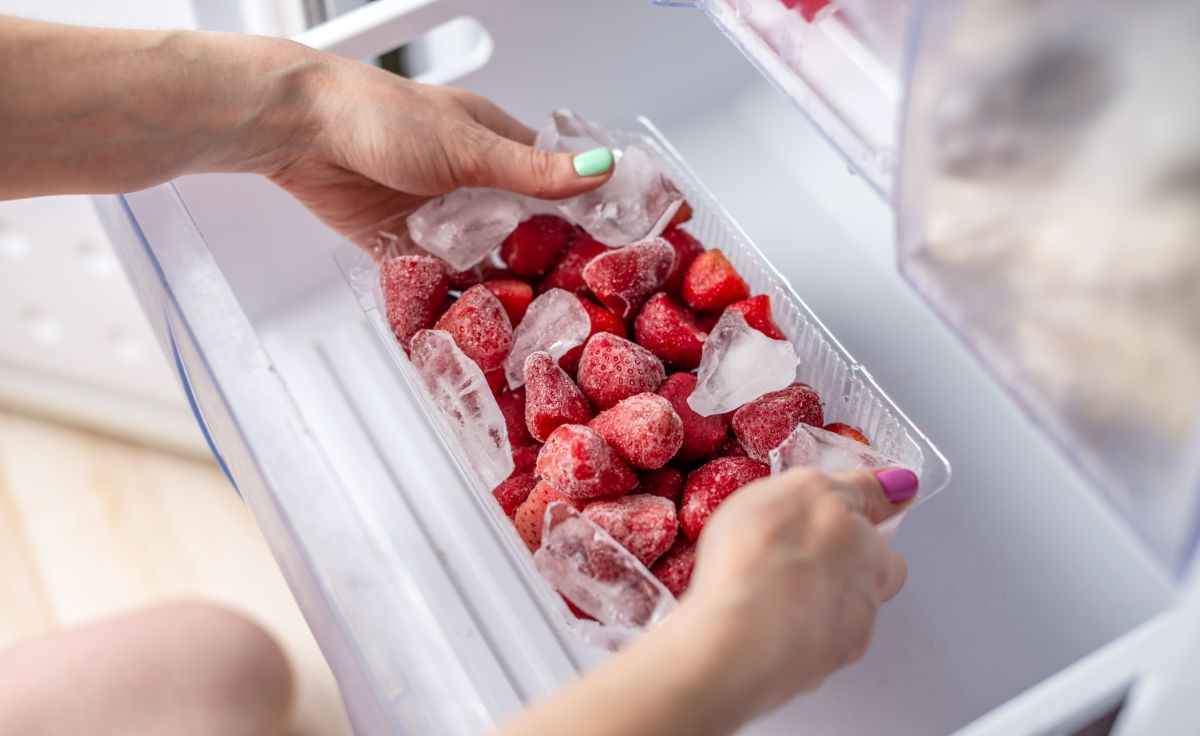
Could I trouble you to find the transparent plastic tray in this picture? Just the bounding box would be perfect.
[335,116,950,639]
[656,0,909,195]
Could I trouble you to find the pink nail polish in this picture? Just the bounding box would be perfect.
[876,468,919,503]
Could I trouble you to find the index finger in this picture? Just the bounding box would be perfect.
[827,467,919,525]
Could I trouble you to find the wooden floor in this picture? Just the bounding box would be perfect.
[0,409,353,736]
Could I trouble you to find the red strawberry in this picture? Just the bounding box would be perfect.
[731,383,825,463]
[824,422,871,446]
[640,467,685,505]
[589,393,684,469]
[559,298,627,377]
[679,457,770,541]
[512,444,541,473]
[660,227,705,297]
[493,470,537,517]
[583,494,678,567]
[449,262,514,290]
[582,238,675,318]
[563,596,595,621]
[725,295,786,340]
[539,233,608,294]
[651,537,696,597]
[380,255,450,348]
[514,480,584,551]
[782,0,832,22]
[682,249,750,312]
[656,372,730,462]
[496,387,536,448]
[501,215,575,278]
[484,279,534,326]
[634,292,708,370]
[577,333,667,410]
[536,424,638,500]
[434,284,513,372]
[667,201,694,229]
[720,433,748,458]
[523,352,592,442]
[485,368,506,396]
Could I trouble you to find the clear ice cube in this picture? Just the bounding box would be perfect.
[406,189,527,271]
[688,310,799,416]
[409,329,514,488]
[534,108,618,153]
[534,503,677,629]
[558,145,685,246]
[504,289,591,389]
[770,423,910,476]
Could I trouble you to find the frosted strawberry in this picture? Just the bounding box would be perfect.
[539,232,607,294]
[434,284,513,372]
[448,262,514,290]
[660,227,705,297]
[492,470,537,517]
[634,292,708,370]
[651,537,696,597]
[720,433,748,458]
[725,295,786,340]
[639,467,685,505]
[581,238,675,318]
[682,249,750,312]
[656,372,729,462]
[732,383,825,462]
[484,368,506,396]
[501,214,575,278]
[559,298,627,377]
[679,457,770,541]
[589,393,684,469]
[484,279,534,326]
[824,422,870,446]
[535,424,638,500]
[512,444,541,473]
[577,333,667,410]
[523,352,592,442]
[583,494,678,567]
[495,387,536,449]
[514,480,584,551]
[380,255,450,348]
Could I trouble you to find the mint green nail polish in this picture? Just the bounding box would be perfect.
[573,147,613,177]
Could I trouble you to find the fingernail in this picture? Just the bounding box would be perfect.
[572,147,613,177]
[876,468,919,504]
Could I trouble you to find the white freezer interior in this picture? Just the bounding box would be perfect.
[118,2,1176,733]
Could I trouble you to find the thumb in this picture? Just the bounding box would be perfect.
[828,467,919,525]
[453,125,614,199]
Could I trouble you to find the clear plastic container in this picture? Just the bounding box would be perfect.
[655,0,910,195]
[335,116,951,638]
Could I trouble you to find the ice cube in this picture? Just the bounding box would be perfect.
[504,289,591,389]
[534,108,618,153]
[558,145,685,246]
[688,310,799,416]
[770,423,909,476]
[406,189,527,271]
[534,503,677,629]
[409,329,514,488]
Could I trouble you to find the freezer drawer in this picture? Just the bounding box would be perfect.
[100,0,1177,733]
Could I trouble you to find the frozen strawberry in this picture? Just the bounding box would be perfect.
[448,262,514,290]
[536,424,638,500]
[583,494,678,567]
[514,480,584,551]
[731,383,825,463]
[589,393,684,469]
[651,537,696,597]
[485,368,506,395]
[539,233,608,295]
[667,201,694,229]
[682,249,750,312]
[434,284,513,372]
[679,457,770,541]
[581,238,675,318]
[824,422,870,446]
[512,444,541,473]
[720,433,748,458]
[380,255,450,348]
[639,467,684,505]
[523,352,592,442]
[496,387,535,448]
[726,295,786,340]
[501,215,575,278]
[634,292,708,370]
[656,372,729,462]
[577,333,667,410]
[492,470,537,517]
[559,298,627,377]
[484,279,534,326]
[660,227,705,297]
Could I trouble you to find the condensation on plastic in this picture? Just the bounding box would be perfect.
[654,0,910,195]
[898,0,1200,571]
[336,117,950,642]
